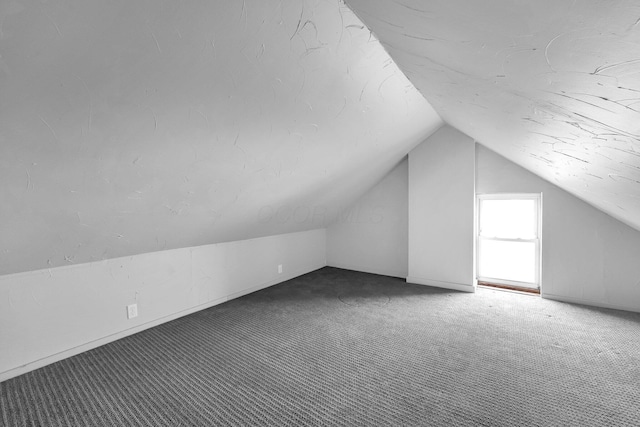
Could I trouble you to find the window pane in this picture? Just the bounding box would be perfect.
[480,199,536,239]
[478,239,537,284]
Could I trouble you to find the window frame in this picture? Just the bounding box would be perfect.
[476,193,542,289]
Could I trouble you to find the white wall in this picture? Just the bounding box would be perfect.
[327,158,409,278]
[407,126,476,292]
[0,0,441,277]
[0,229,326,381]
[477,144,640,312]
[346,0,640,234]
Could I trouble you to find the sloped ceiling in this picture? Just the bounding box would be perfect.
[0,0,442,275]
[345,0,640,231]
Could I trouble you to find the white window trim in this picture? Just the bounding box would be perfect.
[476,193,542,289]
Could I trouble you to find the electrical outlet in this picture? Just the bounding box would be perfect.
[127,303,138,319]
[278,264,283,274]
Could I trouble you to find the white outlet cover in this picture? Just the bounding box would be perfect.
[278,264,283,274]
[127,304,138,319]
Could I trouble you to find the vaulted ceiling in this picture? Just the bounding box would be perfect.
[345,0,640,231]
[0,0,441,275]
[1,0,639,276]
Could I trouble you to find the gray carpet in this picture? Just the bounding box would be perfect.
[1,267,639,426]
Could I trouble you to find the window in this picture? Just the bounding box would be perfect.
[477,194,541,290]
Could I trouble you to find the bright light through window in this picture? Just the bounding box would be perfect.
[479,239,536,284]
[477,195,540,288]
[479,199,536,239]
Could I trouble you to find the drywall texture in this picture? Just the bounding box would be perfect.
[0,229,326,381]
[346,0,640,232]
[0,0,442,275]
[477,145,640,313]
[327,157,409,278]
[408,126,475,291]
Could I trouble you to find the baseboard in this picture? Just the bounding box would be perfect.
[225,264,324,300]
[327,261,406,279]
[406,276,476,293]
[0,263,323,383]
[542,292,640,314]
[0,296,227,383]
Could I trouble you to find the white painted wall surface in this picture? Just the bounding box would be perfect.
[327,158,409,278]
[0,0,441,277]
[346,0,640,233]
[476,145,640,312]
[407,126,476,292]
[0,229,326,381]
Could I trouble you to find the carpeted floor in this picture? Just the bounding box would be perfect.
[1,266,639,426]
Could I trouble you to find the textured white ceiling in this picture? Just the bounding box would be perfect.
[345,0,640,231]
[0,0,441,275]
